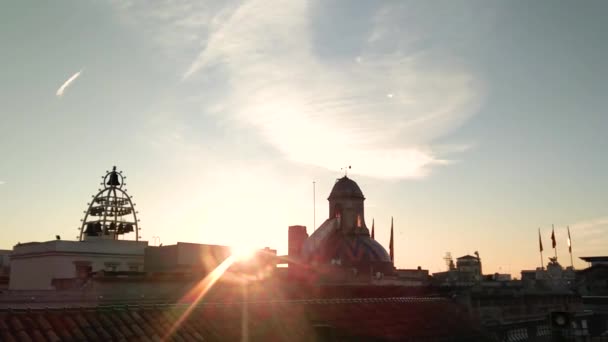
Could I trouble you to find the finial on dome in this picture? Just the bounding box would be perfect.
[341,165,352,177]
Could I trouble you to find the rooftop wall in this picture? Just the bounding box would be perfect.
[9,240,147,290]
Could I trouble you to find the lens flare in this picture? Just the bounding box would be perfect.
[163,256,235,340]
[231,245,258,261]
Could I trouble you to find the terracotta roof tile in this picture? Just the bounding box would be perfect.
[29,329,46,342]
[0,297,482,341]
[43,329,61,342]
[1,331,17,342]
[16,330,32,342]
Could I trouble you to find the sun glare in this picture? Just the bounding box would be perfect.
[231,245,257,261]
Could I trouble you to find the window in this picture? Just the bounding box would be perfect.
[104,262,119,272]
[73,261,92,278]
[334,204,342,218]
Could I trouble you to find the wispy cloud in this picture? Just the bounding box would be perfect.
[112,0,482,179]
[565,217,608,256]
[0,181,5,186]
[56,69,83,97]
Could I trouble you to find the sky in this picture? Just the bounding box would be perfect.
[1,0,607,274]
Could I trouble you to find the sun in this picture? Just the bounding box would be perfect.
[230,244,258,261]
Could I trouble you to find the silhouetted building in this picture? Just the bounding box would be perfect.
[433,253,483,285]
[287,225,308,278]
[294,176,394,281]
[580,256,608,268]
[9,239,147,290]
[7,167,148,290]
[145,242,231,274]
[0,250,10,291]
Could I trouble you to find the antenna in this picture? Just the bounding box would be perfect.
[443,252,453,271]
[312,181,316,231]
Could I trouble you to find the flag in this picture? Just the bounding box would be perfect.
[371,219,375,240]
[538,228,543,252]
[568,226,572,254]
[389,217,394,262]
[551,225,556,248]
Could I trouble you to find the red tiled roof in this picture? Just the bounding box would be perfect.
[0,297,484,341]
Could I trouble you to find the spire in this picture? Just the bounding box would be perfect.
[389,217,394,263]
[371,219,375,240]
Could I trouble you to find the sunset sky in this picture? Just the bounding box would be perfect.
[1,0,607,274]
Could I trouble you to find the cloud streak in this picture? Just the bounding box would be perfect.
[112,0,482,179]
[183,1,479,179]
[56,69,83,97]
[561,217,608,256]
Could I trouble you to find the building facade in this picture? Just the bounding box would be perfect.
[9,239,147,290]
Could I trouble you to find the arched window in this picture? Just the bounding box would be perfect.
[356,214,362,228]
[334,204,342,218]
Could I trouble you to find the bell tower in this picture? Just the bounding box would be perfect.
[78,166,141,241]
[328,176,369,235]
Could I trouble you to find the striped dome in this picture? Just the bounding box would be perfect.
[332,235,391,264]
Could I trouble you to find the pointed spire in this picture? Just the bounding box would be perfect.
[371,218,375,240]
[389,217,394,263]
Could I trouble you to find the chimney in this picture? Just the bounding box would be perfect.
[288,225,308,259]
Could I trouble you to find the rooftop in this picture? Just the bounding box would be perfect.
[580,256,608,262]
[0,297,482,341]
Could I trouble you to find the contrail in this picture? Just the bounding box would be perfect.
[56,69,83,97]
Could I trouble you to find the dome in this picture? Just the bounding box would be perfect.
[301,218,392,273]
[328,176,364,200]
[333,235,391,264]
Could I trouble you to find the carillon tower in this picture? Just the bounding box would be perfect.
[79,166,141,241]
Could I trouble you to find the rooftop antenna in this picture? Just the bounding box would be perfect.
[312,181,316,231]
[443,252,453,271]
[341,165,352,177]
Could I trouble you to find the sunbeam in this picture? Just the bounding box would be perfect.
[163,255,236,341]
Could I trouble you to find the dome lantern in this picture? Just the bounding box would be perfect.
[328,176,368,235]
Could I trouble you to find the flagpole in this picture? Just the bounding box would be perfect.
[552,224,557,259]
[538,228,544,270]
[389,217,394,263]
[568,225,574,268]
[312,181,316,231]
